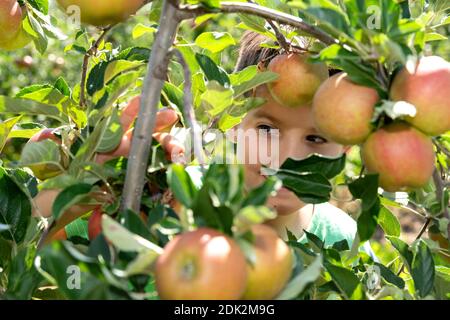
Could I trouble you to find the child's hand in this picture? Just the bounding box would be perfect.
[95,96,184,164]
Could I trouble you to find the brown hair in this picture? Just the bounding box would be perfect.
[234,31,337,75]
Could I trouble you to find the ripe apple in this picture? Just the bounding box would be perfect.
[0,24,32,51]
[390,56,450,136]
[0,0,22,42]
[312,72,379,145]
[88,207,103,240]
[362,122,435,192]
[56,0,144,26]
[155,228,248,300]
[26,129,63,180]
[242,224,293,300]
[267,53,328,107]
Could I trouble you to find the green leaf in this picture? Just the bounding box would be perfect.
[348,174,379,211]
[95,108,123,153]
[375,262,405,289]
[167,164,198,208]
[26,14,48,54]
[0,168,32,244]
[102,215,163,254]
[233,71,279,98]
[19,139,62,173]
[411,240,435,297]
[119,209,153,241]
[279,154,346,180]
[52,183,93,220]
[424,32,447,42]
[276,255,323,300]
[0,116,22,153]
[200,85,234,116]
[0,96,68,123]
[195,32,236,53]
[234,206,276,232]
[275,170,332,204]
[65,218,89,240]
[387,236,414,268]
[230,65,258,86]
[241,175,281,207]
[378,206,401,237]
[324,260,365,299]
[357,198,380,242]
[195,53,230,86]
[132,23,157,39]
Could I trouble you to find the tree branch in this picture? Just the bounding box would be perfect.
[176,1,336,45]
[121,1,181,213]
[172,49,206,168]
[80,25,113,108]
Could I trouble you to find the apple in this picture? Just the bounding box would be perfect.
[155,228,248,300]
[390,56,450,136]
[267,53,328,107]
[88,207,103,240]
[242,224,293,300]
[56,0,144,26]
[0,0,22,43]
[312,72,379,145]
[26,129,63,180]
[362,122,435,192]
[0,24,32,51]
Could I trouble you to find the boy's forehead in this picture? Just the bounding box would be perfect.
[246,85,316,128]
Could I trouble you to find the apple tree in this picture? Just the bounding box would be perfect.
[0,0,449,300]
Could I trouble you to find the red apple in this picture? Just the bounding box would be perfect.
[155,228,248,300]
[312,72,379,145]
[267,53,329,107]
[362,122,435,192]
[0,0,22,43]
[390,56,450,136]
[242,224,293,300]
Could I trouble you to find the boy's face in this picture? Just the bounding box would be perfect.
[238,85,346,215]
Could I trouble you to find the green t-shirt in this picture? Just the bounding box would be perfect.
[297,202,376,259]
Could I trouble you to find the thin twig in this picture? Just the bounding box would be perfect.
[175,1,336,45]
[247,0,290,52]
[80,25,113,108]
[172,49,206,169]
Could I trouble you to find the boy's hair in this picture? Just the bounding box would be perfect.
[235,30,338,75]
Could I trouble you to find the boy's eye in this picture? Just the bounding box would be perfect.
[306,135,328,144]
[257,124,277,133]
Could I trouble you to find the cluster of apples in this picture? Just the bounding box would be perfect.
[267,53,450,192]
[155,225,294,300]
[0,0,32,50]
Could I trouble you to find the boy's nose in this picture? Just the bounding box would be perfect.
[280,139,309,164]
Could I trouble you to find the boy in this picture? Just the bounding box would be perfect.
[225,31,366,249]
